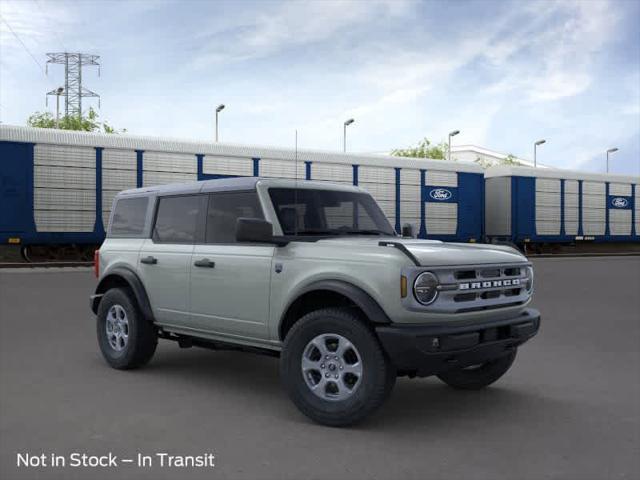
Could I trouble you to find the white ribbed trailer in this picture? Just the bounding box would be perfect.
[0,125,485,256]
[484,165,639,245]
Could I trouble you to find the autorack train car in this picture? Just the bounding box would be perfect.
[0,125,484,259]
[484,165,639,248]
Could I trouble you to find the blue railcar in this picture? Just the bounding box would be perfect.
[0,125,485,256]
[484,165,639,246]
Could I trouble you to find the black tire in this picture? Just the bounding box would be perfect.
[280,308,396,427]
[437,349,517,390]
[96,287,157,370]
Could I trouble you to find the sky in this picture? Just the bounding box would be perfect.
[0,0,639,175]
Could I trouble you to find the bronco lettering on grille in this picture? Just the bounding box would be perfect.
[459,278,520,290]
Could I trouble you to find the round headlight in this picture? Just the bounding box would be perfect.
[413,272,439,305]
[525,266,534,293]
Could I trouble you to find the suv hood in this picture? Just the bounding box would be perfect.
[315,237,527,266]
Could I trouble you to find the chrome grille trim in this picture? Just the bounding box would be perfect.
[402,262,532,313]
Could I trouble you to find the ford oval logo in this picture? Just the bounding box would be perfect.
[611,197,628,208]
[429,188,452,201]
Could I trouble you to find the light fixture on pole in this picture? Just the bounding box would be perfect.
[448,130,460,162]
[606,148,618,173]
[55,87,64,128]
[343,118,355,152]
[533,139,546,167]
[215,104,225,142]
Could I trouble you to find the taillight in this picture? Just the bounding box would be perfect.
[94,250,99,278]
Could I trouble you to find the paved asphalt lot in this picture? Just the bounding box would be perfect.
[1,257,639,480]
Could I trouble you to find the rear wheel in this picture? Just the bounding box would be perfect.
[437,349,517,390]
[280,308,395,427]
[96,288,157,369]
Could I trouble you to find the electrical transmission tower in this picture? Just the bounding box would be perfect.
[46,53,100,118]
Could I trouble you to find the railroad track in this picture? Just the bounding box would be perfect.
[527,252,640,258]
[0,261,93,269]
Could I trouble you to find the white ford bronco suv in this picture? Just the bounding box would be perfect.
[91,177,540,426]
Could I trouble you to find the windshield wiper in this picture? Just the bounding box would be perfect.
[339,229,392,236]
[288,229,394,237]
[290,229,335,236]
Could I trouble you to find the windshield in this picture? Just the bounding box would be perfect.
[269,188,396,237]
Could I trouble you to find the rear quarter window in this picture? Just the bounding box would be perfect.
[109,197,149,237]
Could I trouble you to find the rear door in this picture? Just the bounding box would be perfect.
[138,194,206,327]
[189,191,274,340]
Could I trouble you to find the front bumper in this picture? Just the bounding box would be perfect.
[375,308,540,377]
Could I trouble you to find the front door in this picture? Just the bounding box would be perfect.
[189,191,274,341]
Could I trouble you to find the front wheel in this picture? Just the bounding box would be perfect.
[280,308,396,427]
[437,349,517,390]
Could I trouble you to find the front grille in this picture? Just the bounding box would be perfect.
[406,263,532,313]
[454,293,477,302]
[454,270,476,280]
[447,264,529,310]
[479,268,501,278]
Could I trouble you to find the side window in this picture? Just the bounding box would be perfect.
[110,197,149,237]
[152,195,202,244]
[206,191,264,244]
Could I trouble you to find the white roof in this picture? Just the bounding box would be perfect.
[0,125,483,174]
[451,144,547,168]
[119,177,363,197]
[484,165,639,184]
[452,144,515,158]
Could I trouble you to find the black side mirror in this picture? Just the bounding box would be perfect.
[236,218,284,245]
[401,223,414,238]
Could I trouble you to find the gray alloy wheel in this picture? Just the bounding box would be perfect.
[105,304,129,352]
[301,333,363,401]
[280,307,396,427]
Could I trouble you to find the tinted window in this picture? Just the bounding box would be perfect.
[110,197,148,236]
[153,195,202,244]
[206,192,264,244]
[269,188,394,236]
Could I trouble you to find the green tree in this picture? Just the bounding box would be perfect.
[474,153,522,169]
[502,154,521,165]
[391,138,449,160]
[474,155,492,169]
[27,107,125,134]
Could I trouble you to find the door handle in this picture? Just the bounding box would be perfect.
[194,258,215,268]
[140,256,158,265]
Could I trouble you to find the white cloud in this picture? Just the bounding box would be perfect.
[0,0,76,62]
[235,0,625,153]
[0,0,637,174]
[191,0,412,68]
[483,0,619,103]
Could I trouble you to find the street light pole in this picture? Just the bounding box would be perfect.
[55,87,64,128]
[606,148,618,173]
[343,118,354,152]
[534,139,546,167]
[215,104,225,142]
[448,130,460,162]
